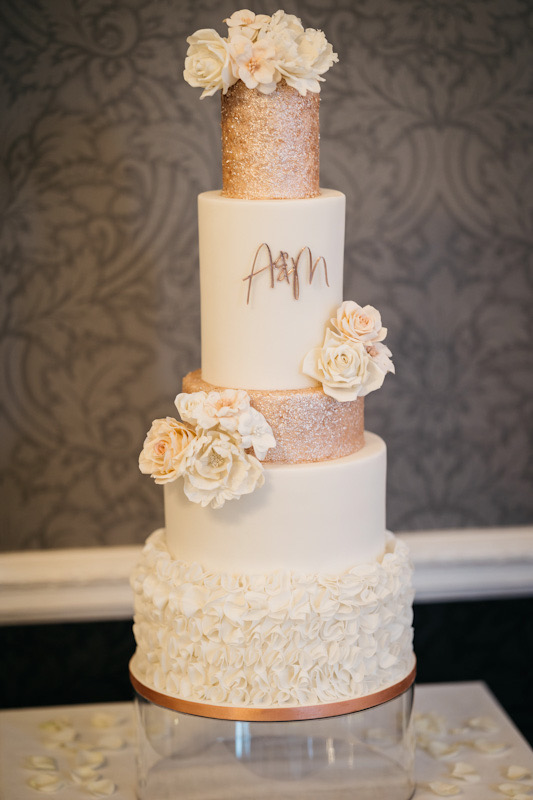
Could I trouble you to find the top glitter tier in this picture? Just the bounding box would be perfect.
[221,80,320,200]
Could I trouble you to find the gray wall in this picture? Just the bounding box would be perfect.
[1,0,532,551]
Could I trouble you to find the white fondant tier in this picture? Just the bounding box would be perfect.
[164,432,386,574]
[198,189,345,390]
[131,528,415,708]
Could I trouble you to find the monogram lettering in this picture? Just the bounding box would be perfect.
[243,244,329,303]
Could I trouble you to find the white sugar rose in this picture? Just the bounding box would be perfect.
[182,429,265,509]
[332,300,387,344]
[184,28,237,97]
[139,417,197,484]
[303,330,386,401]
[230,34,279,93]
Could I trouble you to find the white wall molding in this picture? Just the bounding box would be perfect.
[1,527,532,625]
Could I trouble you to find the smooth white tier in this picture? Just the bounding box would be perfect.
[164,432,386,574]
[198,189,345,390]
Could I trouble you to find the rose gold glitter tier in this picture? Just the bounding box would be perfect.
[183,370,364,464]
[221,80,320,200]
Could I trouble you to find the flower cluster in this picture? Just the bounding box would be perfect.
[302,301,395,402]
[183,9,338,98]
[139,389,276,508]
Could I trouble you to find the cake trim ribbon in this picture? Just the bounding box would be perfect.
[130,655,416,721]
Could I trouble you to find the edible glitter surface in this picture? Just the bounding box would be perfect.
[183,370,365,463]
[221,80,320,200]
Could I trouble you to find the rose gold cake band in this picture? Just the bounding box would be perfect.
[221,81,320,200]
[130,658,416,722]
[183,370,365,464]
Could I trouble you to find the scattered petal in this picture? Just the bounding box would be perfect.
[504,766,532,781]
[497,784,533,797]
[96,734,125,750]
[27,773,63,793]
[71,765,100,783]
[414,712,448,735]
[466,716,498,732]
[428,781,462,796]
[39,719,77,744]
[473,740,510,755]
[23,756,58,771]
[90,712,118,729]
[76,749,106,769]
[450,762,480,783]
[427,740,461,759]
[86,778,117,796]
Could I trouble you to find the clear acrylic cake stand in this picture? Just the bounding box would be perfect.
[134,686,415,800]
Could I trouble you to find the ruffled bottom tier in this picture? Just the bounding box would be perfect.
[131,529,415,713]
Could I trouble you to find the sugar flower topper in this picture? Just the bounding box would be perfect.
[184,9,338,98]
[139,389,276,509]
[302,300,395,401]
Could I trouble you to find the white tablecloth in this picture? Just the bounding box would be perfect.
[0,682,531,799]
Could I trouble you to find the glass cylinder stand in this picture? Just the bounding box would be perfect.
[134,686,415,800]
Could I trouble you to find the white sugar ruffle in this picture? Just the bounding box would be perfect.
[131,529,414,707]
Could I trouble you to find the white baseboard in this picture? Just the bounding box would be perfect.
[1,527,532,625]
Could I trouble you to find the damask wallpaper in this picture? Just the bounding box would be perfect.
[1,0,532,551]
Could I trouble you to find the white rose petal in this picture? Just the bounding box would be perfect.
[473,739,510,755]
[414,712,448,735]
[504,766,532,781]
[23,756,58,771]
[96,734,125,750]
[90,712,118,729]
[27,774,63,793]
[86,778,117,797]
[467,715,499,732]
[39,719,76,744]
[498,784,533,797]
[450,762,480,782]
[428,781,462,796]
[426,739,461,759]
[76,749,106,769]
[71,765,99,783]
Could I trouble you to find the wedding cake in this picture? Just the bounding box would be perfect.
[130,9,415,721]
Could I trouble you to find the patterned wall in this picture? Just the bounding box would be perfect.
[1,0,532,551]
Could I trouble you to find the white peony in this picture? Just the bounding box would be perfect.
[302,330,386,401]
[332,300,387,344]
[275,27,338,95]
[184,28,237,97]
[266,10,305,36]
[139,417,197,484]
[182,429,265,509]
